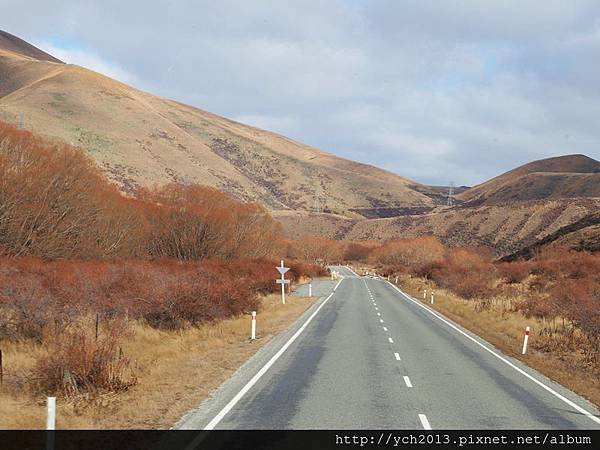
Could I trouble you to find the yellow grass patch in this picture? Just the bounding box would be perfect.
[0,293,316,429]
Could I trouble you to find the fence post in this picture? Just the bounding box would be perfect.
[95,313,99,340]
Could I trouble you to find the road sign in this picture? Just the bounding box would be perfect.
[276,260,290,304]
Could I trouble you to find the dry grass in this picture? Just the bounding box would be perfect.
[0,293,316,429]
[397,276,600,408]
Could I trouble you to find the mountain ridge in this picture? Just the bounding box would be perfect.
[457,154,600,206]
[0,30,440,217]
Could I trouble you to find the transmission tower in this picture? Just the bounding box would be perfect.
[447,181,455,207]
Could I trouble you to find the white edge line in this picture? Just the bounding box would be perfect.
[333,277,343,291]
[403,376,413,388]
[419,414,431,430]
[204,286,340,430]
[344,265,360,277]
[387,281,600,426]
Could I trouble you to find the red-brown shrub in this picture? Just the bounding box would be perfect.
[0,121,284,262]
[370,236,446,274]
[343,242,372,262]
[428,248,497,299]
[0,256,326,337]
[495,261,532,284]
[34,320,136,395]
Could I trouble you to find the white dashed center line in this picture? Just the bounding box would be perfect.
[377,313,381,316]
[383,326,388,332]
[379,319,384,323]
[388,337,394,344]
[403,376,413,387]
[394,352,401,361]
[419,414,432,430]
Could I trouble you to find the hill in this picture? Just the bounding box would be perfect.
[277,198,600,256]
[0,30,63,64]
[456,154,600,206]
[0,30,440,218]
[501,212,600,260]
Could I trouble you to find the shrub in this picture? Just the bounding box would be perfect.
[34,320,136,395]
[370,236,446,273]
[343,242,372,262]
[0,120,284,262]
[495,261,532,284]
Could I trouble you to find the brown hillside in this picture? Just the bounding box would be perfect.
[0,30,63,64]
[457,154,600,206]
[277,198,600,256]
[0,31,437,217]
[501,212,600,260]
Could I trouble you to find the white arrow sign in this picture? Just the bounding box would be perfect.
[276,266,290,275]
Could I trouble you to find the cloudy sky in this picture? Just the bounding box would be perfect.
[2,0,600,185]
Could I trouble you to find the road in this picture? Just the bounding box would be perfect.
[176,266,600,429]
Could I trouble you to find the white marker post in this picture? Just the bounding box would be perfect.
[251,311,256,340]
[431,292,434,305]
[309,283,312,297]
[522,326,530,354]
[423,289,427,300]
[276,260,290,305]
[395,276,398,284]
[47,396,56,429]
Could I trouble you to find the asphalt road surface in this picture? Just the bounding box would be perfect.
[176,266,600,430]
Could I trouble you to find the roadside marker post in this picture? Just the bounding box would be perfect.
[47,396,56,450]
[309,283,312,297]
[276,260,290,305]
[522,326,530,354]
[251,311,256,340]
[423,289,427,300]
[431,292,434,305]
[395,276,398,284]
[47,396,56,429]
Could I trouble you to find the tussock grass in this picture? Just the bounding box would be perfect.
[0,294,316,429]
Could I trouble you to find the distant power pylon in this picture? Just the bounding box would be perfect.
[447,181,455,207]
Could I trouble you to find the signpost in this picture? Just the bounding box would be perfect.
[276,260,290,305]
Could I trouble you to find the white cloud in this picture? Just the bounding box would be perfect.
[33,42,138,85]
[2,0,599,185]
